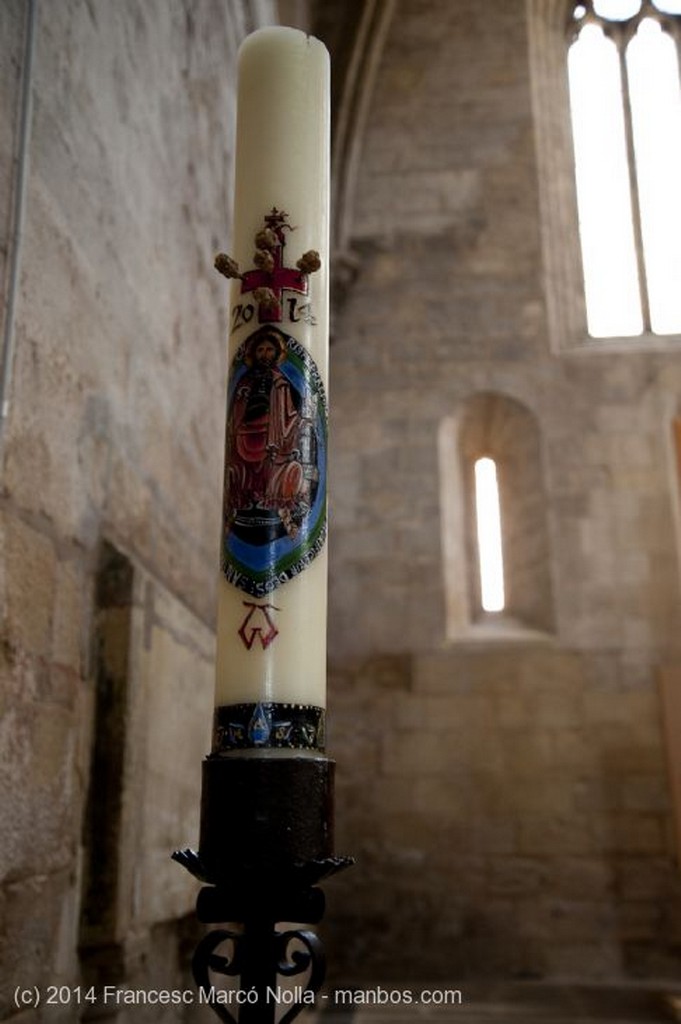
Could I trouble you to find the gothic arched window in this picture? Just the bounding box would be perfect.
[567,0,681,338]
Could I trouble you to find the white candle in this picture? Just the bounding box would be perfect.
[213,27,330,754]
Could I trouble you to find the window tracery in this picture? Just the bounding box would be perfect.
[566,0,681,337]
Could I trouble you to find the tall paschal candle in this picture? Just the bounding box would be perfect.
[212,27,330,757]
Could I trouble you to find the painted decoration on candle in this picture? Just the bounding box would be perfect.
[222,325,327,597]
[237,600,280,650]
[212,702,326,753]
[217,208,321,330]
[240,207,314,324]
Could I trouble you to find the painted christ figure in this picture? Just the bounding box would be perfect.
[225,326,307,535]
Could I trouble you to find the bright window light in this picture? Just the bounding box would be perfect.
[594,0,641,18]
[474,457,505,613]
[627,20,681,334]
[568,24,643,337]
[654,0,681,13]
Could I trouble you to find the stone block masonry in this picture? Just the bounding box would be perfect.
[0,1,277,1018]
[324,0,681,986]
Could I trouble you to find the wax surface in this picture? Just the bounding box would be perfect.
[214,27,330,709]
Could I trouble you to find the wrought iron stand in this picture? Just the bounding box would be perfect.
[174,753,352,1024]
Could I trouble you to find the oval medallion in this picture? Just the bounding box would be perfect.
[221,325,327,597]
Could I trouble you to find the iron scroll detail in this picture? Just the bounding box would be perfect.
[189,886,331,1024]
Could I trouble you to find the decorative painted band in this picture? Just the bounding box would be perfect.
[213,701,326,753]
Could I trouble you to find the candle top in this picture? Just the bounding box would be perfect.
[238,25,329,67]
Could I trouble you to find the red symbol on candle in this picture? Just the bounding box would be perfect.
[240,209,311,323]
[238,601,280,650]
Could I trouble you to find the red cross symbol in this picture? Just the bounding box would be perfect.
[240,209,308,323]
[238,601,280,650]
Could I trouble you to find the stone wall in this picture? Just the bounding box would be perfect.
[3,0,681,1008]
[0,1,278,1019]
[324,0,681,984]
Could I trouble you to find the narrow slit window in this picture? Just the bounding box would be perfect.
[474,457,505,613]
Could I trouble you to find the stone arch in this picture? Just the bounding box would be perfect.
[458,391,555,634]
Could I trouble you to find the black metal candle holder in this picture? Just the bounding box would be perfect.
[174,736,352,1023]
